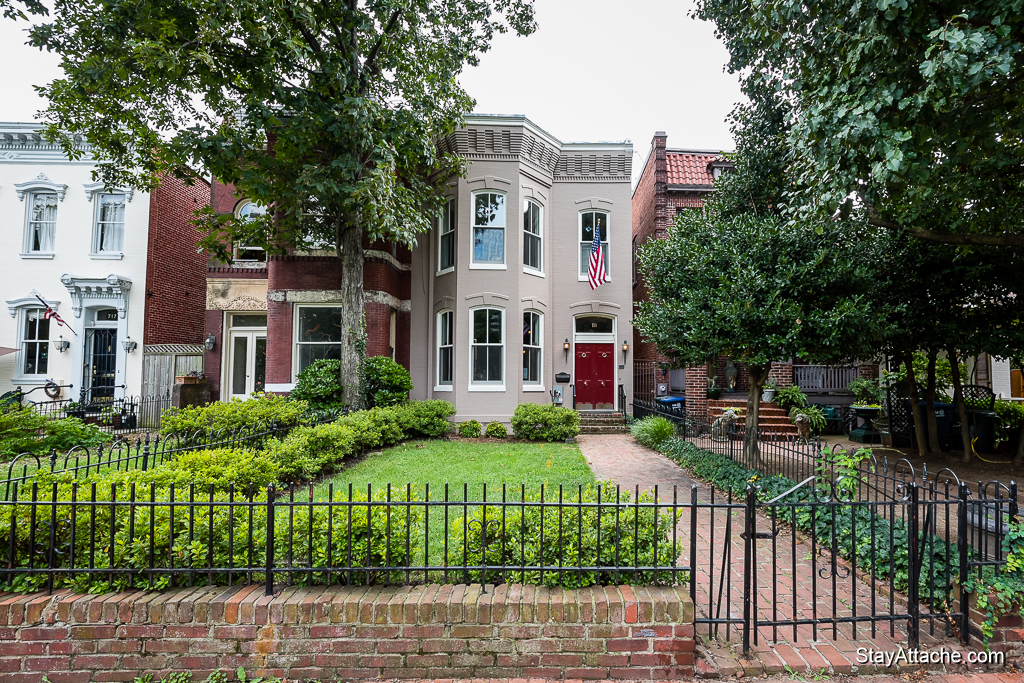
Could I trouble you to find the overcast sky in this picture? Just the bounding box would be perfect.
[0,0,742,183]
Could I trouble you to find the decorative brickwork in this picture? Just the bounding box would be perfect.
[143,174,211,346]
[0,584,696,681]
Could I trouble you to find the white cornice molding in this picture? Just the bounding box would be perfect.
[14,173,68,201]
[84,182,134,203]
[6,290,59,318]
[60,274,133,318]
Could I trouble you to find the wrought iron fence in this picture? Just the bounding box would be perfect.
[25,395,173,433]
[1,407,348,500]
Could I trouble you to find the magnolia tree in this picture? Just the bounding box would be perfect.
[23,0,536,403]
[635,210,887,467]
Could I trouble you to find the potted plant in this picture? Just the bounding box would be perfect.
[761,377,778,402]
[848,378,885,443]
[176,370,207,385]
[707,376,721,400]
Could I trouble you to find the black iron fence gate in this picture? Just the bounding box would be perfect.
[736,477,1017,653]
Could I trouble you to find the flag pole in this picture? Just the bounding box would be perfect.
[33,294,77,336]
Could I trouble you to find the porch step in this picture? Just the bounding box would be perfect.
[579,412,628,434]
[706,400,798,434]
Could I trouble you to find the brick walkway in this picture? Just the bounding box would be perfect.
[576,434,982,677]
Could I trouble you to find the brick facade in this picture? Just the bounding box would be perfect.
[143,174,211,346]
[0,584,696,681]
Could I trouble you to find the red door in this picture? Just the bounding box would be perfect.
[575,343,615,409]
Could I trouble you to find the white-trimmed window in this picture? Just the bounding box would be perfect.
[578,210,609,278]
[471,191,505,267]
[437,310,454,387]
[523,199,542,273]
[471,307,504,385]
[234,201,267,262]
[93,193,126,254]
[20,308,50,377]
[294,306,343,373]
[24,192,58,255]
[522,311,542,385]
[438,198,455,273]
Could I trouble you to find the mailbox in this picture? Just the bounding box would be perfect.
[554,372,571,384]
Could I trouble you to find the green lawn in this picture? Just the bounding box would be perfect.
[296,438,596,502]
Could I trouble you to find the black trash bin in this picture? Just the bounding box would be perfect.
[965,410,1000,453]
[903,401,955,449]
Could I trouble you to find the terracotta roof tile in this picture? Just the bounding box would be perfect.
[665,152,721,186]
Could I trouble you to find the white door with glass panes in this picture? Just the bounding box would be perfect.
[226,314,267,399]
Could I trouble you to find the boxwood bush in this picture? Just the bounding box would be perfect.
[452,483,684,587]
[290,359,346,411]
[510,404,580,441]
[485,421,507,439]
[360,356,414,408]
[458,420,482,438]
[160,394,309,437]
[0,478,421,593]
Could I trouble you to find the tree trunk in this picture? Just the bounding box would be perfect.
[948,348,973,464]
[903,350,928,459]
[744,364,769,470]
[924,349,941,454]
[337,222,365,408]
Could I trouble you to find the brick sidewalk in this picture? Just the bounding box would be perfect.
[577,434,980,677]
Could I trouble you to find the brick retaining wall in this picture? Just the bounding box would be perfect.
[0,584,695,681]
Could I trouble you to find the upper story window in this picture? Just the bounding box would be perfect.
[93,193,126,254]
[523,200,542,273]
[437,310,454,387]
[25,192,57,255]
[295,306,342,373]
[579,211,609,278]
[471,307,504,385]
[234,201,267,262]
[472,191,505,267]
[438,198,455,273]
[21,308,50,377]
[523,311,542,385]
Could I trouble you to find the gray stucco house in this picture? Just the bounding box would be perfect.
[408,115,634,424]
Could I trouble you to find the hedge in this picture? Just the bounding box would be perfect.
[510,404,580,441]
[160,394,309,437]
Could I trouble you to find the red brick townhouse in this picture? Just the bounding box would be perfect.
[204,115,635,423]
[631,132,881,422]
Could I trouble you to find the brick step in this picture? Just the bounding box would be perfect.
[580,425,630,434]
[708,407,789,418]
[708,400,782,410]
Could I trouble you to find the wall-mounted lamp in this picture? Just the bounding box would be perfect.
[622,340,629,353]
[121,336,137,353]
[205,334,216,351]
[563,338,571,363]
[52,336,70,353]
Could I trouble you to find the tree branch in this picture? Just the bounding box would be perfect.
[359,9,402,94]
[865,204,1024,246]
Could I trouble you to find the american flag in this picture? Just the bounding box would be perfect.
[588,225,607,290]
[34,294,71,331]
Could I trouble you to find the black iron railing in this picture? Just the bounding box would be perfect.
[25,395,173,433]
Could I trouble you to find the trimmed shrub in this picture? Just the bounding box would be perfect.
[0,478,421,593]
[160,394,309,437]
[510,404,580,441]
[630,416,675,450]
[485,421,508,439]
[361,356,413,408]
[0,407,111,458]
[393,400,455,438]
[452,483,684,588]
[290,359,346,411]
[459,420,482,438]
[265,422,358,483]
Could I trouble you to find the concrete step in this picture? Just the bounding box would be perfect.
[580,417,627,426]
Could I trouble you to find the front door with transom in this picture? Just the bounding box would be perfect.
[574,343,614,409]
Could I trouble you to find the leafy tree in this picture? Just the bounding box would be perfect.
[695,0,1024,247]
[635,211,887,467]
[27,0,536,402]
